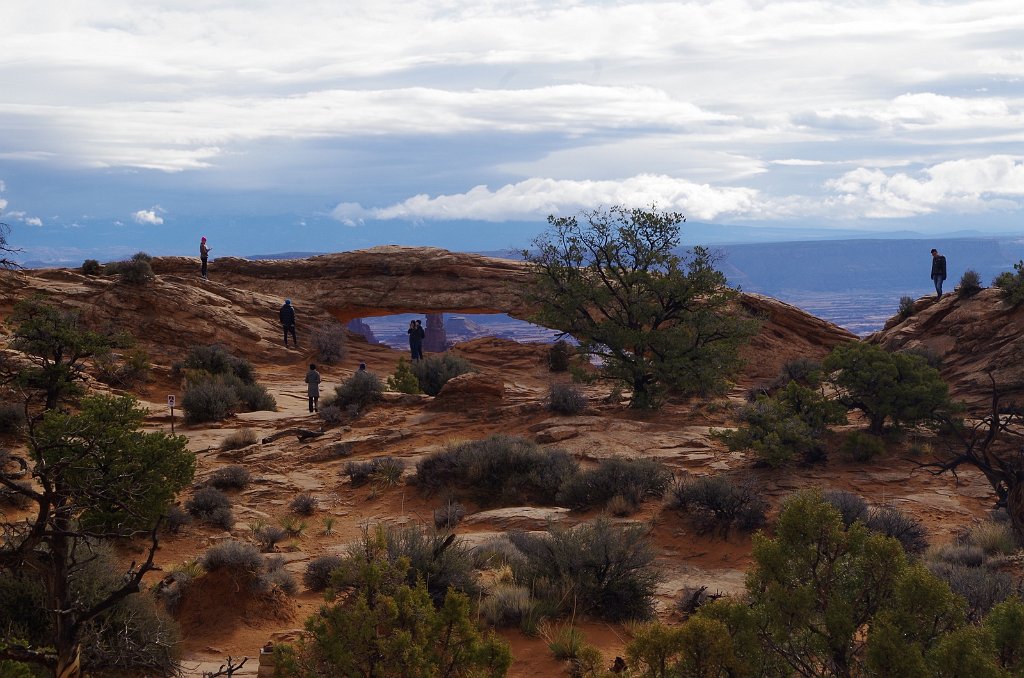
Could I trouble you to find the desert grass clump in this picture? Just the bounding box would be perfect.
[411,353,475,396]
[471,536,526,570]
[479,584,537,629]
[220,428,259,452]
[289,492,318,516]
[199,540,262,574]
[414,435,578,507]
[927,561,1015,621]
[822,489,868,528]
[254,525,289,552]
[184,486,234,530]
[508,518,658,622]
[343,456,405,487]
[548,382,587,415]
[387,357,422,394]
[333,370,384,411]
[303,555,343,592]
[311,321,347,364]
[280,516,307,538]
[957,520,1018,557]
[434,501,466,530]
[865,505,928,555]
[670,474,768,537]
[206,464,251,490]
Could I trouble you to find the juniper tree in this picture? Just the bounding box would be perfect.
[524,205,757,409]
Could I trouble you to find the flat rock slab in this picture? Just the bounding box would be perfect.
[464,506,573,530]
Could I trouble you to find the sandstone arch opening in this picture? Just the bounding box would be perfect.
[351,312,561,351]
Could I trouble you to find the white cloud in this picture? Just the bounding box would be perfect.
[0,180,5,192]
[825,156,1024,217]
[0,198,7,211]
[333,175,759,222]
[25,216,42,227]
[132,208,164,225]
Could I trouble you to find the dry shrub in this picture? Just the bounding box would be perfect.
[207,464,251,490]
[670,474,768,537]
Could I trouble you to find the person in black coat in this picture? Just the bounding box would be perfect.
[408,319,424,360]
[930,248,947,299]
[280,299,297,347]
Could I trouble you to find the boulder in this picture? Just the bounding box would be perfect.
[430,372,504,410]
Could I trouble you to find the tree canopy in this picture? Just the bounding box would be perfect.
[524,205,757,408]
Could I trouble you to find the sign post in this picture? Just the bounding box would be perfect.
[168,395,176,434]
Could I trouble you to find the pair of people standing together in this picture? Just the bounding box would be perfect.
[408,320,426,360]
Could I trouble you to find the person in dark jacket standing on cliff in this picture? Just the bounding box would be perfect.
[199,236,210,279]
[305,363,321,413]
[280,299,297,347]
[931,248,947,299]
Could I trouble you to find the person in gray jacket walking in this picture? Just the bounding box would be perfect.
[305,363,322,413]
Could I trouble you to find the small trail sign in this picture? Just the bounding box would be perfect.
[168,395,176,434]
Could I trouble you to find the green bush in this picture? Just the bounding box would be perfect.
[277,530,511,677]
[717,381,846,467]
[777,357,823,387]
[181,378,238,424]
[548,340,572,372]
[333,370,384,411]
[386,357,422,394]
[959,269,983,297]
[957,520,1018,556]
[105,252,155,284]
[841,430,886,462]
[334,523,478,605]
[310,321,347,364]
[824,341,953,434]
[178,344,256,384]
[995,260,1024,306]
[413,435,578,507]
[670,474,768,536]
[897,295,916,319]
[232,378,277,411]
[508,518,658,622]
[94,346,152,387]
[81,259,102,275]
[556,457,671,511]
[411,353,475,396]
[548,382,587,414]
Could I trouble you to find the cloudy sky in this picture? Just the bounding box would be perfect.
[2,0,1024,262]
